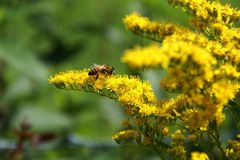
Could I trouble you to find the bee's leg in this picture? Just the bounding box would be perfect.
[95,74,99,80]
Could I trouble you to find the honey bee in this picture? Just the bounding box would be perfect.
[88,64,114,79]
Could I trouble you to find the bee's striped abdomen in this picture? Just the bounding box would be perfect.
[88,68,99,75]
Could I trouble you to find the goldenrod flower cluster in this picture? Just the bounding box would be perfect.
[123,12,240,130]
[49,0,240,159]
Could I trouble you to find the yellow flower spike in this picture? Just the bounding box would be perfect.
[112,129,141,144]
[163,37,217,69]
[156,94,187,118]
[138,104,157,116]
[168,129,186,159]
[171,130,186,141]
[123,12,187,42]
[214,63,240,79]
[168,145,186,159]
[181,108,209,130]
[215,109,225,126]
[212,23,240,49]
[191,152,209,160]
[162,37,217,83]
[121,44,169,69]
[226,139,240,159]
[188,134,198,141]
[169,0,240,26]
[162,127,169,136]
[211,80,240,105]
[49,70,157,116]
[160,76,179,92]
[48,70,90,89]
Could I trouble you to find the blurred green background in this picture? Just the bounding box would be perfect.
[0,0,238,159]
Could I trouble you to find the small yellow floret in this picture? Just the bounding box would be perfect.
[191,152,209,160]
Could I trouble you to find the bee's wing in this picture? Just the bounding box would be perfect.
[92,63,99,67]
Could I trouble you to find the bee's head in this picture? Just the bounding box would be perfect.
[110,66,114,74]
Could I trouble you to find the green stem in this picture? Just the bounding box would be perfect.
[207,131,226,159]
[152,145,166,160]
[199,133,213,159]
[227,104,240,132]
[205,134,215,159]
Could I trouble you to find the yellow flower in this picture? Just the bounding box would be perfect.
[171,129,186,142]
[121,44,169,69]
[226,139,240,159]
[169,0,240,26]
[49,70,157,116]
[168,130,186,159]
[214,63,240,79]
[112,129,141,144]
[191,152,209,160]
[215,109,225,126]
[123,12,187,42]
[168,145,186,159]
[188,134,198,141]
[156,94,186,118]
[48,70,91,89]
[162,127,169,136]
[210,80,240,105]
[212,23,240,50]
[181,108,209,131]
[160,76,179,92]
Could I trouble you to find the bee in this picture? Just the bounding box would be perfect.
[88,64,114,79]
